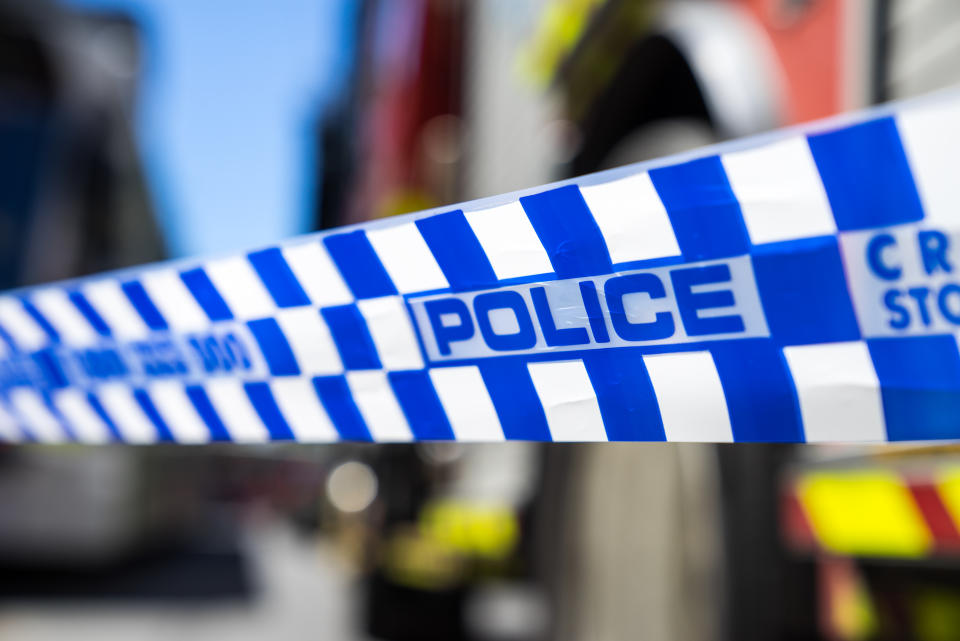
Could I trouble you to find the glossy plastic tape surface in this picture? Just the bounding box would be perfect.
[3,91,960,444]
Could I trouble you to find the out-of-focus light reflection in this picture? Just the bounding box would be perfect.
[421,114,463,166]
[326,461,378,514]
[416,442,464,465]
[465,582,550,641]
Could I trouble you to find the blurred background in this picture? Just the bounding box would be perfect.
[2,0,960,639]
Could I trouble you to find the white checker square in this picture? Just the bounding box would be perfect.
[282,241,354,307]
[429,366,504,441]
[275,307,343,375]
[140,270,211,332]
[580,173,681,263]
[0,297,49,351]
[31,289,98,346]
[357,296,424,370]
[270,378,339,442]
[10,388,66,443]
[0,401,21,442]
[527,360,607,441]
[53,389,112,443]
[465,201,554,280]
[366,222,449,293]
[783,341,887,442]
[722,136,837,244]
[897,101,960,227]
[97,383,158,443]
[643,351,734,442]
[82,280,150,340]
[204,379,270,442]
[203,256,277,320]
[146,381,211,444]
[346,371,413,442]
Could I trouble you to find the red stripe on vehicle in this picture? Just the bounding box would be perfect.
[909,481,960,550]
[782,487,816,549]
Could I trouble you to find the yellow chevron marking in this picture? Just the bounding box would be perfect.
[797,470,931,558]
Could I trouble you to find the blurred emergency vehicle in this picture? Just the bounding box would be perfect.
[319,1,960,640]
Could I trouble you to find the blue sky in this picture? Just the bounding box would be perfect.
[65,0,357,257]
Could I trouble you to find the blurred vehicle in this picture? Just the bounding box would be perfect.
[535,2,960,641]
[319,1,960,641]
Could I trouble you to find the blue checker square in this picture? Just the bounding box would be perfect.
[478,359,551,441]
[31,349,69,389]
[313,375,373,441]
[648,155,750,261]
[582,349,665,441]
[752,236,860,346]
[320,305,382,370]
[21,299,60,344]
[246,318,301,376]
[807,117,925,231]
[520,185,613,278]
[248,247,311,308]
[122,280,168,330]
[388,370,456,440]
[416,210,498,291]
[185,385,232,441]
[68,291,112,336]
[710,339,803,442]
[86,392,123,442]
[244,382,297,440]
[181,268,233,321]
[869,335,960,441]
[322,230,397,299]
[132,389,176,441]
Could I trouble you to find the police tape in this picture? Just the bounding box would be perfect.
[2,89,960,444]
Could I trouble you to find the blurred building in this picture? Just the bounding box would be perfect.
[0,0,164,288]
[0,0,172,571]
[0,1,326,623]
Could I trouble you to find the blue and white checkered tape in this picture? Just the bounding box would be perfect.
[3,89,960,444]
